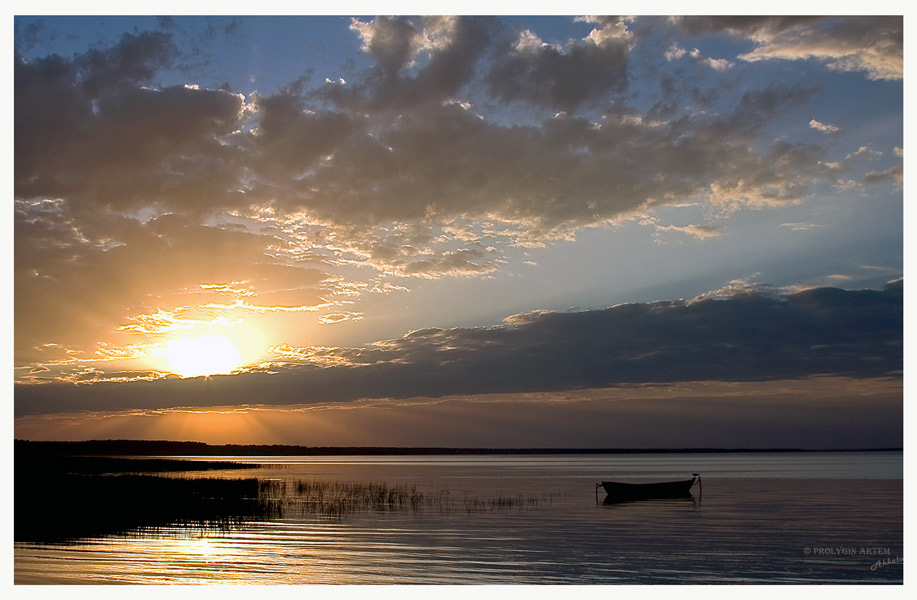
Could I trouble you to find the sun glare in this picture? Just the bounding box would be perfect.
[166,335,243,377]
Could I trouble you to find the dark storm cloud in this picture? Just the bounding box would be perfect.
[14,282,902,416]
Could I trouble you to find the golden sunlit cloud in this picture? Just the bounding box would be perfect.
[118,309,244,335]
[166,335,242,377]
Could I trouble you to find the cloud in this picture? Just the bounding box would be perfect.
[318,312,364,325]
[809,119,839,134]
[664,44,733,71]
[846,145,882,161]
[818,143,901,191]
[13,377,903,449]
[863,165,903,187]
[654,223,720,239]
[15,282,903,416]
[674,16,821,38]
[15,40,247,212]
[676,16,902,80]
[14,206,331,365]
[485,17,634,111]
[740,18,903,81]
[263,78,826,244]
[251,88,359,179]
[14,17,847,264]
[322,16,496,112]
[13,17,901,376]
[780,222,821,232]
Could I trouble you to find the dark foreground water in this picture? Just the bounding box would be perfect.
[14,452,902,584]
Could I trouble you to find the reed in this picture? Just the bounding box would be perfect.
[15,473,277,543]
[260,479,548,519]
[15,467,557,543]
[462,493,540,513]
[261,479,444,518]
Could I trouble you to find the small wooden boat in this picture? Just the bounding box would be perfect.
[599,474,700,501]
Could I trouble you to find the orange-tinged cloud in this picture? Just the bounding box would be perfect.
[14,16,903,401]
[13,377,902,449]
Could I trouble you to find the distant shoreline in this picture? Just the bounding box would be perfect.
[14,439,903,457]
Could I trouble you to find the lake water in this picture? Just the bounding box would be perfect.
[14,451,903,584]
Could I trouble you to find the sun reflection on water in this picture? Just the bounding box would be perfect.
[14,454,904,584]
[181,537,225,557]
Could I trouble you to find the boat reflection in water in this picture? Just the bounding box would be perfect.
[598,473,701,504]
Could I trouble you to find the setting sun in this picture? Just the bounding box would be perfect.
[166,335,242,377]
[12,14,905,586]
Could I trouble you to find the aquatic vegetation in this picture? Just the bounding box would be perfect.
[14,443,558,542]
[14,449,268,543]
[258,478,548,519]
[15,474,280,543]
[260,479,446,518]
[462,493,541,513]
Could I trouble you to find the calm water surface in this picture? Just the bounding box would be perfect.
[14,452,903,584]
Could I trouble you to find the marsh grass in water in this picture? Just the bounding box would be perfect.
[260,478,549,519]
[16,474,282,543]
[16,466,555,542]
[462,493,541,513]
[14,452,903,584]
[14,451,270,543]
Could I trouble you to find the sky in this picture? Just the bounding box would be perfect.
[10,7,906,448]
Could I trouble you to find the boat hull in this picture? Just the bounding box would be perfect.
[601,478,697,501]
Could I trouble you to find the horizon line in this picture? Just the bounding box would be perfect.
[14,439,903,456]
